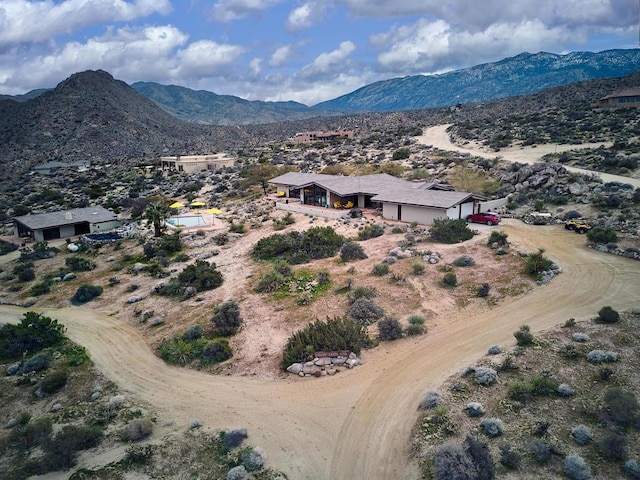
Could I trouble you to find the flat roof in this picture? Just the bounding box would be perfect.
[371,188,474,209]
[14,206,117,230]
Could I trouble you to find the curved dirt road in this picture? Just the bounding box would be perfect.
[418,124,640,188]
[1,222,639,479]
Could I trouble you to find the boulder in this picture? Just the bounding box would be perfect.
[286,363,303,374]
[314,357,332,367]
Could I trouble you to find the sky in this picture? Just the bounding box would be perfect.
[0,1,638,105]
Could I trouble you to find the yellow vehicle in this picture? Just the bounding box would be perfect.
[564,220,591,234]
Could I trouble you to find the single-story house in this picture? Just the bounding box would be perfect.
[594,87,640,108]
[33,160,91,175]
[160,154,235,173]
[14,206,120,242]
[269,172,480,224]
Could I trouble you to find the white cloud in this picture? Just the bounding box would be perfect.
[173,40,246,77]
[249,57,262,76]
[0,0,172,47]
[209,0,282,22]
[269,44,293,67]
[298,40,355,79]
[286,1,326,32]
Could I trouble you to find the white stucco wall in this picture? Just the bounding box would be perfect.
[90,220,121,233]
[381,203,447,225]
[273,183,290,196]
[446,201,475,220]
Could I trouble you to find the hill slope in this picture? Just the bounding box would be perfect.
[315,49,640,113]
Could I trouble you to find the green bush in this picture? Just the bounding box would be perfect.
[477,283,490,297]
[19,241,59,262]
[229,222,246,234]
[18,350,53,374]
[372,263,389,276]
[0,312,65,360]
[430,218,474,244]
[254,269,287,293]
[340,241,368,261]
[514,325,534,346]
[38,424,103,472]
[13,261,35,282]
[453,255,475,267]
[65,256,96,272]
[159,337,206,365]
[71,284,103,305]
[273,212,296,230]
[411,262,425,275]
[406,314,426,335]
[175,260,223,293]
[0,239,19,256]
[487,230,509,246]
[143,233,182,259]
[282,316,372,368]
[347,285,379,304]
[392,148,411,160]
[40,370,68,394]
[378,317,403,341]
[587,226,618,244]
[121,418,154,442]
[251,226,345,264]
[441,272,458,287]
[201,338,232,363]
[602,387,639,427]
[357,224,384,240]
[212,301,242,336]
[596,306,620,324]
[524,249,552,276]
[30,280,52,296]
[348,298,384,325]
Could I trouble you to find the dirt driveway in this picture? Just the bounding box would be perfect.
[2,221,638,479]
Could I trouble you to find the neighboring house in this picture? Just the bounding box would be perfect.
[14,206,120,242]
[594,87,640,108]
[289,130,354,145]
[160,154,235,173]
[269,172,480,224]
[33,160,91,175]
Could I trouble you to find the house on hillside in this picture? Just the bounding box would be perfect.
[289,130,354,145]
[269,172,481,224]
[33,160,91,175]
[594,88,640,108]
[13,206,120,242]
[160,154,235,173]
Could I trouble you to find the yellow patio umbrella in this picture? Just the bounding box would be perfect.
[169,201,184,209]
[206,207,222,224]
[190,201,206,207]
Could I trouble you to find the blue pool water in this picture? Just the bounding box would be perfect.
[167,215,208,227]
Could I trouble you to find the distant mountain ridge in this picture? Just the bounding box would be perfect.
[314,49,640,113]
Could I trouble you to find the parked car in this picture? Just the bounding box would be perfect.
[466,212,501,226]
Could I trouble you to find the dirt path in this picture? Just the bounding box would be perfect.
[2,221,639,479]
[417,124,640,188]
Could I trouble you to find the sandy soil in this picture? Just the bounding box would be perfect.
[417,124,640,188]
[2,220,639,480]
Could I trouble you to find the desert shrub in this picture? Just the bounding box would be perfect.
[499,445,521,470]
[121,418,154,442]
[0,311,65,360]
[158,338,204,365]
[405,314,426,336]
[222,428,248,450]
[378,317,403,341]
[477,283,490,297]
[14,417,53,449]
[273,212,296,230]
[529,439,552,464]
[272,259,293,276]
[524,248,552,276]
[571,425,593,446]
[572,332,589,342]
[441,272,458,287]
[13,261,35,281]
[19,241,59,262]
[282,316,372,368]
[65,256,96,272]
[475,367,498,386]
[71,284,103,305]
[392,147,410,160]
[182,325,203,342]
[176,260,223,293]
[228,466,248,480]
[0,238,19,256]
[596,305,620,324]
[347,285,378,304]
[557,384,575,397]
[357,224,384,240]
[254,269,286,293]
[201,339,232,363]
[453,255,475,267]
[211,301,242,336]
[564,454,592,480]
[340,241,367,261]
[587,226,618,244]
[240,448,264,471]
[514,325,534,346]
[487,345,501,355]
[586,349,618,364]
[508,374,557,401]
[623,459,640,479]
[430,218,474,244]
[317,269,331,285]
[40,370,68,394]
[18,350,53,374]
[37,425,102,472]
[433,436,495,480]
[30,280,52,296]
[372,263,389,276]
[480,418,503,437]
[251,226,345,264]
[411,261,425,275]
[603,387,639,427]
[466,402,484,417]
[229,222,246,234]
[348,298,384,325]
[143,233,182,258]
[487,230,508,246]
[419,391,440,409]
[598,435,629,461]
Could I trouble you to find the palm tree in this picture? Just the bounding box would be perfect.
[144,202,171,237]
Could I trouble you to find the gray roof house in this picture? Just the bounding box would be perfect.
[269,172,479,224]
[14,206,120,242]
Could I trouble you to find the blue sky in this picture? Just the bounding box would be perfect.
[0,0,638,105]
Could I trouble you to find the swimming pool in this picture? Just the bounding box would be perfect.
[166,215,208,228]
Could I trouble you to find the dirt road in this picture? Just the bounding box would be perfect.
[1,222,639,479]
[417,124,640,188]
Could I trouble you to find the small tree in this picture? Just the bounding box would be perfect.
[430,218,474,244]
[524,248,552,276]
[378,317,403,341]
[144,202,171,237]
[514,325,534,346]
[587,226,617,244]
[212,301,242,336]
[596,306,620,324]
[340,241,367,261]
[441,272,458,287]
[71,284,103,305]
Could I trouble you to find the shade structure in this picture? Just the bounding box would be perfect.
[190,201,206,207]
[206,208,222,214]
[169,202,185,209]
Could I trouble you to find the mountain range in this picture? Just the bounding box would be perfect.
[2,49,639,126]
